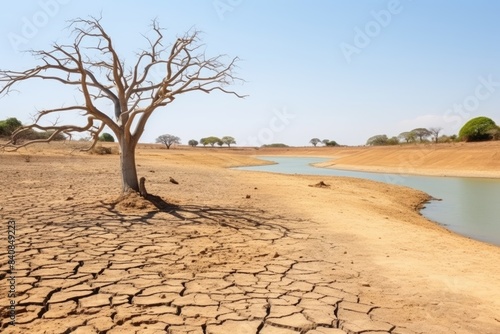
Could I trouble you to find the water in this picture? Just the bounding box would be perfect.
[235,156,500,246]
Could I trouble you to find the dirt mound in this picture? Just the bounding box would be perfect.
[103,191,157,211]
[309,181,331,188]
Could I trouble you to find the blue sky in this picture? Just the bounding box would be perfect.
[1,0,499,146]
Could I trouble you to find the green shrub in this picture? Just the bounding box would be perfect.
[262,143,289,148]
[99,132,115,142]
[0,117,22,136]
[324,140,338,146]
[459,117,498,142]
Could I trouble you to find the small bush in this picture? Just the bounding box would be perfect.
[324,140,339,146]
[262,143,289,148]
[0,118,22,136]
[92,146,113,155]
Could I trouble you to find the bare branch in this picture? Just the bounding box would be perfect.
[0,17,245,193]
[2,116,100,152]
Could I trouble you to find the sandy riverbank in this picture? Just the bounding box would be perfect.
[0,142,499,333]
[252,141,500,178]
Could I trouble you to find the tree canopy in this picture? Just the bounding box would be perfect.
[411,128,432,142]
[200,136,221,147]
[459,117,498,142]
[221,136,236,147]
[309,138,321,146]
[398,131,416,143]
[366,134,389,146]
[156,134,181,149]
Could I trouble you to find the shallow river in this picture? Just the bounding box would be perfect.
[235,156,500,246]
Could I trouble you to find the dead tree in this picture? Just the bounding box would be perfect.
[0,16,244,194]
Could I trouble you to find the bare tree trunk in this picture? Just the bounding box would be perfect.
[119,137,139,193]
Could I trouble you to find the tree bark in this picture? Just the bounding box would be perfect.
[119,138,139,193]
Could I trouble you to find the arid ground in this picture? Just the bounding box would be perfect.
[1,141,499,334]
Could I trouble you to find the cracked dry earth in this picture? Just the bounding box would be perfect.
[0,152,433,333]
[0,202,405,334]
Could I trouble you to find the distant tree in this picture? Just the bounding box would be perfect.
[411,128,432,142]
[322,139,330,145]
[203,136,221,147]
[324,140,338,146]
[221,136,236,147]
[217,140,224,147]
[309,138,321,146]
[99,132,115,142]
[437,135,451,143]
[156,134,181,149]
[438,134,459,143]
[386,136,400,145]
[0,117,22,136]
[428,127,442,143]
[188,139,199,147]
[459,117,498,142]
[366,134,388,146]
[398,131,416,143]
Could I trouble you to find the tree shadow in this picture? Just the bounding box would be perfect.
[100,192,293,236]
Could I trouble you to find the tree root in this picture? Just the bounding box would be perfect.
[139,177,148,197]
